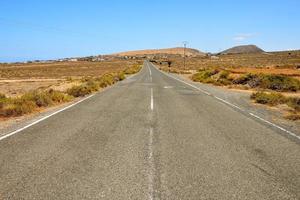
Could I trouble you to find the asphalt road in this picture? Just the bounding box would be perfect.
[0,61,299,200]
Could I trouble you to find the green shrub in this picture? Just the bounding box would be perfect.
[259,74,300,92]
[250,92,300,120]
[192,69,219,83]
[219,71,230,79]
[116,72,126,81]
[233,74,300,92]
[287,97,300,111]
[86,80,100,91]
[67,85,93,97]
[0,99,36,117]
[21,91,53,107]
[0,66,133,118]
[217,78,232,86]
[0,93,6,99]
[250,92,287,106]
[216,70,232,85]
[124,65,142,74]
[0,95,7,110]
[192,69,233,86]
[18,90,73,107]
[48,89,73,103]
[96,74,115,87]
[233,73,258,85]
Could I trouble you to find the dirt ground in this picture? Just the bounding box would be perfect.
[0,60,141,97]
[158,50,300,79]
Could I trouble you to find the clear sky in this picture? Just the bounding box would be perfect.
[0,0,300,62]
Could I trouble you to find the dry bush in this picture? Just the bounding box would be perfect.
[67,85,94,97]
[192,69,233,85]
[124,65,142,75]
[0,90,72,117]
[1,100,36,117]
[0,62,142,118]
[0,60,141,79]
[251,91,300,120]
[233,74,300,92]
[250,92,286,106]
[285,113,300,121]
[259,74,300,92]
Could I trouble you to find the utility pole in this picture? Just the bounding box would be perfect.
[183,41,188,70]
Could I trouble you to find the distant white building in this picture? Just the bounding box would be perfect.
[92,57,105,62]
[211,56,219,60]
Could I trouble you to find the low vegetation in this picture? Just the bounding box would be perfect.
[0,90,73,117]
[191,69,233,86]
[234,74,300,92]
[191,69,300,120]
[124,64,142,75]
[0,64,142,118]
[156,50,300,71]
[0,60,142,79]
[191,69,300,92]
[250,92,286,106]
[155,52,300,121]
[251,92,300,120]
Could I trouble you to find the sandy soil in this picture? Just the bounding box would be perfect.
[114,47,205,56]
[0,79,61,97]
[0,60,140,97]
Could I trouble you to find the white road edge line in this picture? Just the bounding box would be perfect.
[249,113,300,140]
[0,94,96,142]
[0,66,145,142]
[214,96,245,111]
[149,62,300,141]
[150,88,154,111]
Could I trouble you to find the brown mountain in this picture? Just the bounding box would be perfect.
[113,47,205,57]
[220,45,264,54]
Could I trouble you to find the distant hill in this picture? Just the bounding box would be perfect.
[220,45,264,54]
[113,47,206,57]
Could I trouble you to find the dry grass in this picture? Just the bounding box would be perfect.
[157,51,300,79]
[155,51,300,120]
[0,60,141,79]
[0,90,73,117]
[0,60,142,97]
[251,92,300,120]
[157,51,300,92]
[0,61,142,119]
[114,47,203,57]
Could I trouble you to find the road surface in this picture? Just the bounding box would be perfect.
[0,61,299,199]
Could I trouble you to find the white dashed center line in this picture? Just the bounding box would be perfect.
[148,127,154,200]
[148,86,155,200]
[150,88,154,111]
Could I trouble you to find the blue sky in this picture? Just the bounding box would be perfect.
[0,0,300,62]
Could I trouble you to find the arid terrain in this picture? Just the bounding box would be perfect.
[0,60,141,97]
[113,47,205,57]
[156,50,300,120]
[0,59,142,121]
[158,50,300,74]
[1,54,299,200]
